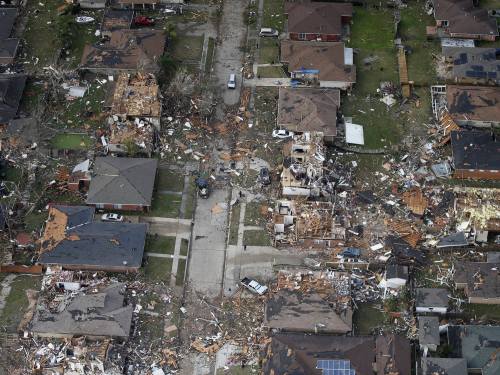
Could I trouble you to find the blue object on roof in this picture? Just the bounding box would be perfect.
[341,247,361,258]
[316,359,356,375]
[298,67,320,74]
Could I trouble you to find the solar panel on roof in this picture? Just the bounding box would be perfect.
[471,65,484,71]
[316,360,356,375]
[488,72,497,79]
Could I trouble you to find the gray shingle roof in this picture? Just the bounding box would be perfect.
[421,358,467,375]
[87,157,157,206]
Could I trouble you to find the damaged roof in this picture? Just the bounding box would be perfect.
[418,316,440,346]
[265,289,352,334]
[31,282,133,338]
[433,0,498,37]
[446,85,500,123]
[443,47,499,84]
[0,8,17,39]
[101,9,134,32]
[451,131,500,172]
[421,358,467,375]
[285,2,352,36]
[111,72,161,118]
[262,333,375,375]
[375,334,411,375]
[448,325,500,375]
[281,40,356,83]
[39,205,147,271]
[416,288,449,308]
[454,261,500,301]
[277,87,339,137]
[81,29,165,72]
[87,157,157,207]
[0,73,26,123]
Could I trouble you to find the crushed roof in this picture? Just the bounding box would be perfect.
[285,1,352,36]
[111,72,161,118]
[451,131,500,171]
[86,157,157,206]
[281,40,356,83]
[277,87,339,137]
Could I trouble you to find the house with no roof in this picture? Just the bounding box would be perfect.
[284,2,353,42]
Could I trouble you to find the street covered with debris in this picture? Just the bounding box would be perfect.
[0,0,499,374]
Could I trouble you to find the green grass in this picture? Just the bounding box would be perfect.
[244,202,266,227]
[171,35,205,62]
[24,212,47,233]
[22,0,63,68]
[51,133,92,150]
[183,177,197,220]
[176,258,186,286]
[353,303,386,335]
[149,193,182,218]
[243,230,271,247]
[464,303,500,321]
[179,238,189,257]
[254,87,279,131]
[144,257,173,282]
[229,203,241,246]
[400,3,440,85]
[205,37,216,75]
[257,65,286,78]
[0,276,42,333]
[157,169,185,192]
[20,79,45,113]
[1,166,23,184]
[263,0,285,32]
[146,235,176,255]
[258,38,279,64]
[63,20,101,69]
[56,82,107,129]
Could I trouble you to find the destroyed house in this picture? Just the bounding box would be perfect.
[81,29,165,74]
[262,333,375,375]
[110,72,161,128]
[277,87,340,144]
[1,117,38,150]
[38,205,147,272]
[86,157,157,211]
[101,9,134,37]
[0,74,26,124]
[454,188,500,234]
[415,288,449,314]
[284,2,353,42]
[446,85,500,128]
[280,40,355,89]
[431,0,498,41]
[30,282,133,339]
[451,131,500,180]
[280,132,325,197]
[442,47,500,86]
[448,325,500,375]
[0,8,19,65]
[421,358,467,375]
[454,262,500,304]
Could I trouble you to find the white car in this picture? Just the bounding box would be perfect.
[101,213,124,222]
[241,277,268,295]
[75,16,95,24]
[163,8,176,15]
[259,27,279,37]
[272,129,294,139]
[227,74,236,89]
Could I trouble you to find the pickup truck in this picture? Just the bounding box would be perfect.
[241,277,268,295]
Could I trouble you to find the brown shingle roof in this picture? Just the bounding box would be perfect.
[446,85,500,123]
[285,1,352,36]
[433,0,498,37]
[280,40,355,83]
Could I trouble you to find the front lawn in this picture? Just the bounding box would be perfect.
[146,235,176,255]
[51,133,92,150]
[149,193,182,218]
[243,230,272,247]
[144,257,173,282]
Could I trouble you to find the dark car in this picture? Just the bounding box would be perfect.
[259,167,271,185]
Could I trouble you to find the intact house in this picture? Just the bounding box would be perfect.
[80,29,166,74]
[38,205,147,272]
[0,8,20,65]
[418,316,440,352]
[448,325,500,375]
[86,157,157,211]
[421,358,467,375]
[78,0,107,8]
[415,288,449,314]
[111,0,159,10]
[277,87,340,144]
[101,9,134,37]
[280,40,356,89]
[450,131,500,180]
[429,0,498,41]
[454,261,500,304]
[284,1,352,42]
[442,47,499,86]
[0,74,26,125]
[262,333,410,375]
[30,282,133,339]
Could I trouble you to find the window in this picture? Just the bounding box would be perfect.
[298,33,306,40]
[442,20,449,27]
[113,204,123,209]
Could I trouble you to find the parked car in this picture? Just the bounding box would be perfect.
[259,27,279,37]
[163,8,177,15]
[101,213,124,222]
[259,167,271,185]
[75,16,95,24]
[241,277,268,295]
[134,16,155,26]
[227,74,236,89]
[195,177,210,199]
[272,129,294,139]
